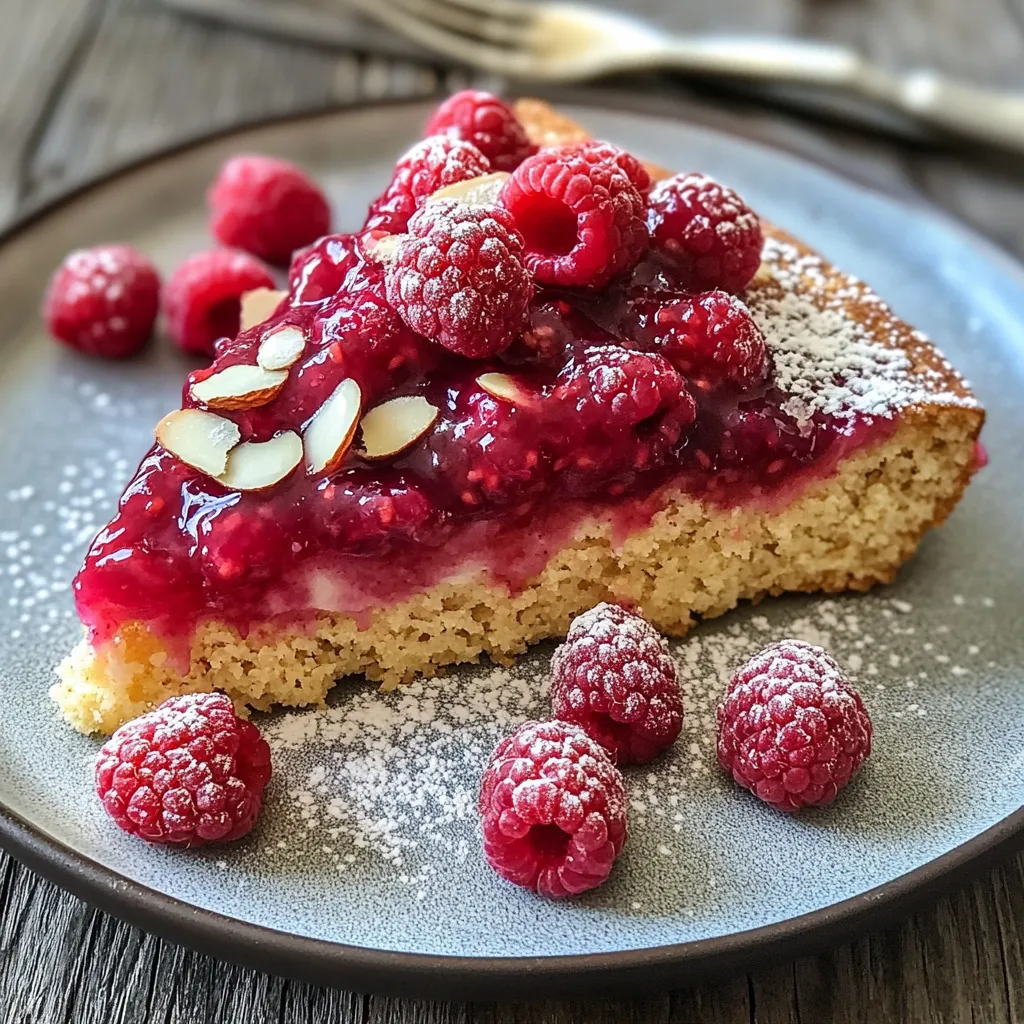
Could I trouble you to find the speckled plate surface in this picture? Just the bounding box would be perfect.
[0,100,1022,1000]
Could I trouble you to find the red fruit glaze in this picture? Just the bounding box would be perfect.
[384,200,533,359]
[551,603,682,765]
[424,90,536,172]
[364,134,490,235]
[74,242,899,648]
[43,244,160,359]
[162,249,275,357]
[95,692,272,845]
[500,146,647,287]
[647,172,764,294]
[717,640,872,811]
[288,233,364,306]
[209,155,331,266]
[478,720,628,898]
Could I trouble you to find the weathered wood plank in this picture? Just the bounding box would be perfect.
[0,0,97,222]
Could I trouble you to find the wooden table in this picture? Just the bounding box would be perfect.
[2,0,1023,1020]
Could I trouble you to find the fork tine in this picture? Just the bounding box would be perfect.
[342,0,531,75]
[387,0,530,46]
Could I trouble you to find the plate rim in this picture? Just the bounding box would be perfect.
[1,94,1022,1000]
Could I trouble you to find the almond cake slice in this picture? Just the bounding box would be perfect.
[52,97,984,735]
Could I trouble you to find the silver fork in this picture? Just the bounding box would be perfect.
[339,0,1024,156]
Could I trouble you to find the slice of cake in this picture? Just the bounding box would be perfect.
[52,96,984,735]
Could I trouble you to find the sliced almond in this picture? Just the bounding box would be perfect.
[477,372,532,406]
[359,396,439,460]
[217,431,302,491]
[303,378,362,475]
[190,364,289,411]
[239,288,287,331]
[748,261,777,292]
[155,409,241,477]
[364,233,403,263]
[428,172,510,207]
[257,324,306,371]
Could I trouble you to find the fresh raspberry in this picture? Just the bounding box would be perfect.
[364,134,490,235]
[500,147,648,287]
[641,290,769,390]
[647,172,763,294]
[564,141,652,197]
[208,154,331,265]
[424,90,536,172]
[554,345,696,437]
[478,720,628,898]
[95,692,272,845]
[551,604,681,764]
[288,232,363,305]
[717,640,872,812]
[43,244,160,359]
[162,249,275,357]
[384,200,532,359]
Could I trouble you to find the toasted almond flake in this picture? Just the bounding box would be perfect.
[190,364,289,410]
[364,234,403,263]
[428,172,510,207]
[749,261,775,289]
[217,431,302,491]
[239,288,287,331]
[155,409,241,477]
[303,378,362,475]
[477,372,531,405]
[359,396,439,460]
[258,325,306,371]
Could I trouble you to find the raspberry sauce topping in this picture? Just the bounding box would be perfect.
[71,111,964,651]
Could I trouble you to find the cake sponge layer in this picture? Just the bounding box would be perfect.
[52,410,979,735]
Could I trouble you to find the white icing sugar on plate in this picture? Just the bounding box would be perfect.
[262,592,995,877]
[749,237,978,422]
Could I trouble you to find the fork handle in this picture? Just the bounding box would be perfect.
[658,37,1024,155]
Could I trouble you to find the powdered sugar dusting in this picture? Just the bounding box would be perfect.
[262,592,995,876]
[749,236,978,422]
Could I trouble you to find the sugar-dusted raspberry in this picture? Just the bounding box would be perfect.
[208,154,331,266]
[364,134,490,235]
[500,147,648,287]
[43,244,160,359]
[551,603,682,765]
[288,232,363,305]
[717,640,872,812]
[424,90,536,172]
[641,290,769,389]
[384,200,532,359]
[162,249,275,358]
[478,720,628,898]
[553,345,696,437]
[564,140,652,197]
[647,172,763,294]
[95,692,272,845]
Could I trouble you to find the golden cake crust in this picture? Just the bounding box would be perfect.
[51,100,984,735]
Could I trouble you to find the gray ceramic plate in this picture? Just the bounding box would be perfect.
[0,100,1022,1000]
